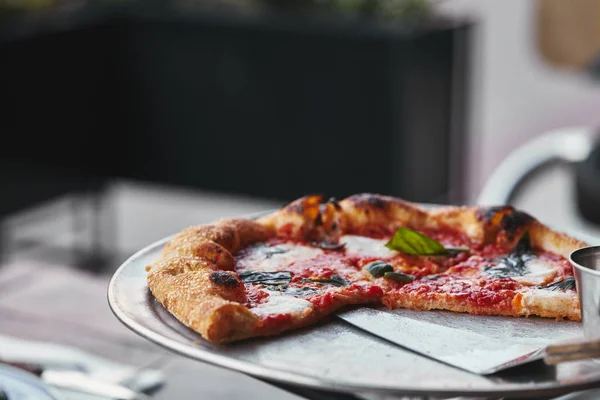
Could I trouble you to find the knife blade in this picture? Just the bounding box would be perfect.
[336,307,583,375]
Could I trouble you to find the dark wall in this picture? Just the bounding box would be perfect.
[0,5,471,208]
[1,21,123,176]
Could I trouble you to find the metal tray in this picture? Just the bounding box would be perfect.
[108,221,600,399]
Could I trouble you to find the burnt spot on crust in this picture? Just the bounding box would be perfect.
[346,193,391,209]
[209,271,240,288]
[367,196,386,209]
[287,202,305,215]
[327,197,342,211]
[477,205,535,244]
[477,205,514,222]
[285,194,324,218]
[477,205,533,232]
[500,210,533,235]
[283,195,319,215]
[314,212,323,226]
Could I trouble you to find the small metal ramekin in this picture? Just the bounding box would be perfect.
[570,246,600,340]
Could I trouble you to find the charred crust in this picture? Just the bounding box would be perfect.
[327,197,342,211]
[500,210,533,235]
[477,205,513,222]
[346,193,390,209]
[366,195,386,209]
[285,194,324,216]
[209,271,240,288]
[476,205,535,243]
[314,213,323,226]
[287,202,305,214]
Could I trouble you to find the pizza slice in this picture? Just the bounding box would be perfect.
[145,193,586,343]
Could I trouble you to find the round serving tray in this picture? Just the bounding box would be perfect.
[108,212,600,399]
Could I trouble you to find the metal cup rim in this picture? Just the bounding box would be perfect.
[569,245,600,277]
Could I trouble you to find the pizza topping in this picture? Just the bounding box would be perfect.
[422,274,441,280]
[539,276,576,291]
[484,257,529,278]
[244,285,271,307]
[236,242,323,272]
[238,271,292,285]
[310,240,346,251]
[209,271,240,287]
[364,261,394,278]
[385,227,468,256]
[253,243,288,258]
[250,291,313,317]
[481,233,557,286]
[266,285,319,297]
[307,275,350,287]
[483,233,533,278]
[341,235,398,258]
[518,287,578,317]
[383,271,415,283]
[511,258,558,286]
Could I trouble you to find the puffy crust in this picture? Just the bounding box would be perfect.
[338,193,428,234]
[528,221,588,259]
[257,195,319,239]
[425,206,488,243]
[147,256,259,342]
[257,195,342,241]
[472,205,588,253]
[158,219,274,269]
[146,218,273,343]
[513,290,581,321]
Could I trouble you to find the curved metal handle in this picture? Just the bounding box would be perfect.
[476,127,598,206]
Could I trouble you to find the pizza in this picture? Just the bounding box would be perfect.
[145,193,586,344]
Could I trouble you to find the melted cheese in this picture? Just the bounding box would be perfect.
[250,292,313,317]
[237,243,323,272]
[512,258,558,286]
[518,288,579,319]
[341,235,398,259]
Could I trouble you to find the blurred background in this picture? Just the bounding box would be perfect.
[1,1,600,398]
[1,0,600,269]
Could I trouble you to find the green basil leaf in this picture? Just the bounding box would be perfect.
[310,275,349,287]
[483,232,535,278]
[253,244,288,259]
[364,261,394,278]
[383,271,415,283]
[385,227,468,256]
[538,276,576,292]
[266,284,320,296]
[238,271,292,285]
[444,247,470,256]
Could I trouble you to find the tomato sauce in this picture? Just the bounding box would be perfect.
[243,285,270,308]
[419,227,476,250]
[237,225,574,321]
